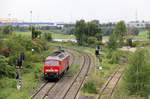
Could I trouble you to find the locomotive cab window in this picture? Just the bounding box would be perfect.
[45,61,59,66]
[45,61,51,66]
[53,61,59,66]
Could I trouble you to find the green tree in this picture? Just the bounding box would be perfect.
[148,26,150,40]
[124,48,150,97]
[75,20,87,46]
[87,21,102,40]
[113,21,127,47]
[92,20,100,26]
[43,32,52,42]
[107,34,118,50]
[87,36,97,47]
[2,25,13,35]
[75,20,102,46]
[29,26,41,39]
[0,55,16,78]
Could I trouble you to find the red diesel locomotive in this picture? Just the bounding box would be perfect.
[44,50,70,79]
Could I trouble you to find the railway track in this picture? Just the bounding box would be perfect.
[44,49,92,99]
[96,66,125,99]
[31,48,93,99]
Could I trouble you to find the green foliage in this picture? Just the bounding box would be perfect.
[101,27,114,36]
[43,32,52,42]
[126,38,133,47]
[81,80,98,93]
[75,19,102,46]
[29,26,42,39]
[106,50,120,64]
[87,36,97,47]
[132,40,150,47]
[2,25,13,35]
[32,30,41,39]
[148,27,150,40]
[75,20,87,46]
[4,35,29,56]
[0,55,17,78]
[113,21,127,47]
[107,34,118,50]
[14,26,28,32]
[124,48,150,97]
[0,78,17,89]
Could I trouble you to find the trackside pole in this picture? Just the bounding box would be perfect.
[95,48,99,74]
[95,45,103,74]
[99,55,102,70]
[17,69,22,90]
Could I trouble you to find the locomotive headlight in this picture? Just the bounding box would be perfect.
[55,69,58,72]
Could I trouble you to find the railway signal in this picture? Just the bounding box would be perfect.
[95,49,99,56]
[16,59,23,69]
[97,45,101,50]
[20,53,25,61]
[95,47,103,73]
[95,48,100,74]
[16,53,25,90]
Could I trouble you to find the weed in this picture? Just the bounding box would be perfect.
[81,80,98,94]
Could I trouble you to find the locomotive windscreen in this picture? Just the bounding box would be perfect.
[45,61,59,66]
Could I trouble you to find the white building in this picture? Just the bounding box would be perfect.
[127,21,146,28]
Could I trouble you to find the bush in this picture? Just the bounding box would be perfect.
[132,40,150,47]
[0,78,17,89]
[43,32,52,42]
[107,34,118,50]
[101,27,114,36]
[2,25,13,35]
[124,48,150,97]
[81,80,98,93]
[0,55,17,78]
[126,38,133,47]
[107,50,120,64]
[0,45,10,57]
[87,36,97,47]
[33,39,48,52]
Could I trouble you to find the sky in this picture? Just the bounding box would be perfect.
[0,0,150,23]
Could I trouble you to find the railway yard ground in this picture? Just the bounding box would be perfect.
[1,38,148,99]
[29,42,132,99]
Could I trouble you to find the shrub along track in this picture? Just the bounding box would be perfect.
[96,66,125,99]
[31,48,94,99]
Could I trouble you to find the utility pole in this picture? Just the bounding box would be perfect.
[30,11,32,39]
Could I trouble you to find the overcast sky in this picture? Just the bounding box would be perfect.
[0,0,150,23]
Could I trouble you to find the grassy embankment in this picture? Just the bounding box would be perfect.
[0,34,57,99]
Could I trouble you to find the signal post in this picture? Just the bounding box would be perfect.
[16,53,25,90]
[95,45,102,74]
